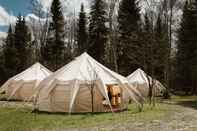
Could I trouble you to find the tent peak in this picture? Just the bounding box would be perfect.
[42,51,128,84]
[136,68,144,72]
[79,52,90,59]
[34,62,41,65]
[33,63,40,67]
[30,62,42,68]
[10,62,52,81]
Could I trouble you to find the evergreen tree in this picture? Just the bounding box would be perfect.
[144,13,151,33]
[117,0,142,75]
[88,0,108,63]
[43,0,66,71]
[142,13,155,103]
[14,15,31,72]
[77,3,88,54]
[154,15,169,82]
[154,14,170,98]
[0,42,6,84]
[142,12,170,101]
[143,13,152,69]
[3,25,18,79]
[177,1,197,94]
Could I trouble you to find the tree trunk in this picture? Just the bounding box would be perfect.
[108,0,118,72]
[163,0,174,99]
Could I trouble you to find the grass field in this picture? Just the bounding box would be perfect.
[0,102,170,131]
[0,96,197,131]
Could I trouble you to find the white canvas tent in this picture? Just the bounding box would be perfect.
[1,62,52,101]
[127,68,165,97]
[36,53,144,113]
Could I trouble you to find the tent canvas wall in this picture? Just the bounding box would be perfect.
[1,62,52,101]
[36,53,144,113]
[127,68,165,97]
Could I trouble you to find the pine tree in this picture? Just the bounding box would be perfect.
[77,3,88,54]
[154,14,170,98]
[142,12,171,101]
[144,13,151,33]
[143,13,152,70]
[3,25,19,79]
[43,0,66,71]
[14,15,31,72]
[88,0,108,63]
[154,15,168,82]
[117,0,142,75]
[141,13,155,103]
[0,40,6,84]
[177,1,197,94]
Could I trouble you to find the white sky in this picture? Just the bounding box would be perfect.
[0,6,16,26]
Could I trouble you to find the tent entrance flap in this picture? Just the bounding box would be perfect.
[107,85,122,107]
[69,80,113,113]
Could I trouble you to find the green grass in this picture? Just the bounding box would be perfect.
[1,96,197,131]
[171,95,197,101]
[0,103,172,131]
[0,92,6,101]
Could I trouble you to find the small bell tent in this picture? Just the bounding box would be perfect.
[127,68,165,97]
[1,62,52,101]
[36,53,144,113]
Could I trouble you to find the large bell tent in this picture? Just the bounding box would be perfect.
[36,53,144,113]
[127,68,165,97]
[1,62,52,101]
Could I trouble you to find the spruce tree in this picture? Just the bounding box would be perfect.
[177,1,197,94]
[43,0,66,71]
[88,0,108,63]
[142,13,155,103]
[144,13,151,33]
[14,15,31,72]
[77,3,88,54]
[117,0,142,75]
[3,25,18,79]
[154,15,168,82]
[141,13,154,75]
[154,14,170,98]
[0,39,6,84]
[0,50,6,84]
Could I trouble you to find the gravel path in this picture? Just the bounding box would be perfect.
[67,102,197,131]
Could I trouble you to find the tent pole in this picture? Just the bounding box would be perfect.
[91,82,94,113]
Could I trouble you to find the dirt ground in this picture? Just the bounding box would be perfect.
[92,106,197,131]
[66,99,197,131]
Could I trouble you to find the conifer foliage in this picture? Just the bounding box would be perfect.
[117,0,142,75]
[154,15,169,83]
[3,25,18,78]
[2,15,31,81]
[42,0,66,71]
[0,50,5,84]
[88,0,108,63]
[77,3,88,54]
[177,0,197,94]
[14,15,31,72]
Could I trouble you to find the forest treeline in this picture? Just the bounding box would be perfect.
[0,0,197,95]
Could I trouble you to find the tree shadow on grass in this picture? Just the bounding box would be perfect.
[176,100,197,110]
